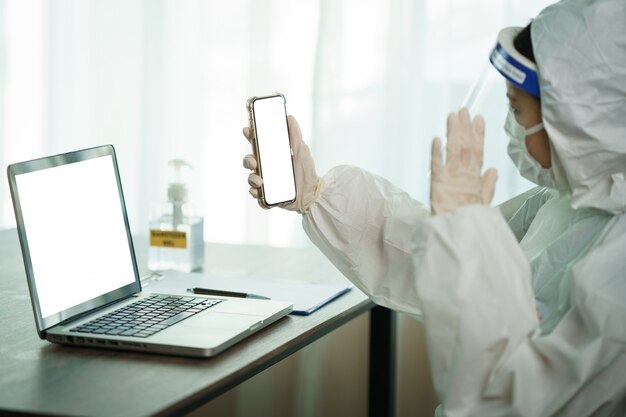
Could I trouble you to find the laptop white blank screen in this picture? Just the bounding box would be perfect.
[15,154,136,318]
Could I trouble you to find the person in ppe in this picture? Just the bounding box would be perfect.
[242,0,626,414]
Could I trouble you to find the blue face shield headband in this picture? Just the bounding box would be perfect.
[489,27,540,97]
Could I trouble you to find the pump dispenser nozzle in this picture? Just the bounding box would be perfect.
[168,159,192,226]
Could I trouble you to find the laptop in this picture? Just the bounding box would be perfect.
[7,144,292,357]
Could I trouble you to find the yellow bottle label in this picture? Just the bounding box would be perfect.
[150,230,187,249]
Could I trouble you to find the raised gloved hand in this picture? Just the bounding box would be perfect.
[430,108,498,215]
[243,115,320,213]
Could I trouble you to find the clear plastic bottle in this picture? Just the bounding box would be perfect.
[148,160,204,272]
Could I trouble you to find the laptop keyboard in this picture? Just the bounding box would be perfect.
[70,294,221,338]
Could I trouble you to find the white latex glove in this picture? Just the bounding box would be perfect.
[243,115,320,213]
[430,108,498,215]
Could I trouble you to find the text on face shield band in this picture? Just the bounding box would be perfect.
[489,27,540,97]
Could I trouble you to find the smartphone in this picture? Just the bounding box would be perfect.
[246,93,297,209]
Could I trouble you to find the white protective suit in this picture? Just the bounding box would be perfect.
[301,0,626,415]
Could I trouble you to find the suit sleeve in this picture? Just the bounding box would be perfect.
[303,165,626,415]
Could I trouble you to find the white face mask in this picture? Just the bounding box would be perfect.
[504,110,559,188]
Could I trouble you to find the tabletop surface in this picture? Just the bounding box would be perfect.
[0,229,371,417]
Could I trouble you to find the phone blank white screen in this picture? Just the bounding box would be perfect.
[253,97,296,206]
[15,155,136,318]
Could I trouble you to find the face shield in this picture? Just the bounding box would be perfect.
[459,26,539,200]
[462,26,538,114]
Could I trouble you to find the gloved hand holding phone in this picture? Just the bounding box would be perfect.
[243,115,320,214]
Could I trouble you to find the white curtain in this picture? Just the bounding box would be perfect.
[0,0,553,246]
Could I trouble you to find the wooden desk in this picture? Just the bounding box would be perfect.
[0,229,396,417]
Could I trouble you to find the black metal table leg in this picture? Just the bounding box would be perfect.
[369,306,396,417]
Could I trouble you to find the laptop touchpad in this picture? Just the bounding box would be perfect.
[159,312,260,345]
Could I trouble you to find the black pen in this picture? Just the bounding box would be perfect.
[187,287,270,300]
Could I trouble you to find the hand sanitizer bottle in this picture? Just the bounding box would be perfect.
[148,160,204,272]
